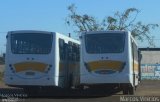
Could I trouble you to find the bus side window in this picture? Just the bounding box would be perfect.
[59,39,65,61]
[73,44,80,61]
[133,43,138,61]
[76,45,80,61]
[68,41,73,61]
[68,41,80,62]
[67,42,76,61]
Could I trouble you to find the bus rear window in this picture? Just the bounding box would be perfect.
[85,33,125,53]
[11,33,53,54]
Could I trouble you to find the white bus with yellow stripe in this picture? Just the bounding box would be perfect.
[4,30,80,89]
[80,31,141,95]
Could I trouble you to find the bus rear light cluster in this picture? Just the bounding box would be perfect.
[9,64,15,73]
[48,67,51,71]
[9,64,12,67]
[45,65,52,73]
[10,77,13,80]
[49,65,52,67]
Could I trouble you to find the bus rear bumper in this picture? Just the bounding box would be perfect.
[80,74,133,85]
[4,75,57,87]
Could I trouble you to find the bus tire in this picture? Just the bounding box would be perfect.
[77,85,84,90]
[128,86,135,95]
[122,84,128,95]
[123,88,128,95]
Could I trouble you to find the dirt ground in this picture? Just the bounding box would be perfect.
[0,80,159,102]
[135,80,160,96]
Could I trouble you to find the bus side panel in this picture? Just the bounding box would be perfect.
[4,33,12,85]
[129,33,140,87]
[128,34,134,86]
[58,35,80,88]
[56,34,66,88]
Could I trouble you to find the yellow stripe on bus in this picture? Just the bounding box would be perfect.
[86,60,125,72]
[14,62,48,72]
[133,61,139,72]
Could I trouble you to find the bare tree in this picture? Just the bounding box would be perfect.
[66,4,159,47]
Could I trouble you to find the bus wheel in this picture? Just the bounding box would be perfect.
[122,88,128,95]
[68,74,73,89]
[77,85,84,90]
[128,86,135,95]
[23,87,39,94]
[122,84,128,95]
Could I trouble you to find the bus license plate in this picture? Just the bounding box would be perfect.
[25,72,35,76]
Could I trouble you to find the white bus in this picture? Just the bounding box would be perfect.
[4,30,80,90]
[80,31,141,95]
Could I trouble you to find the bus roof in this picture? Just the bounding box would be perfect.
[7,30,53,35]
[7,30,80,44]
[81,30,129,35]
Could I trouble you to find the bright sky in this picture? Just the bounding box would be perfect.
[0,0,160,54]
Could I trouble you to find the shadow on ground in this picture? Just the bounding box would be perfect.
[0,87,121,99]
